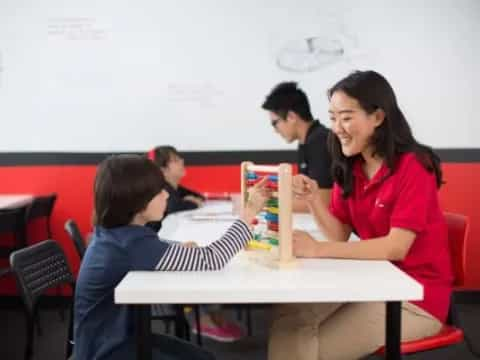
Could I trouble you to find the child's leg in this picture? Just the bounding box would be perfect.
[315,302,442,360]
[268,303,343,360]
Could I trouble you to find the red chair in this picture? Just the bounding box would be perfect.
[376,212,469,357]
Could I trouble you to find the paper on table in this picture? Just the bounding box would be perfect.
[189,212,238,221]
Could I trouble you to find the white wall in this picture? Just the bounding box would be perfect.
[0,0,478,151]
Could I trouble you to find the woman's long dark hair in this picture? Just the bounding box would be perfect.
[327,70,443,198]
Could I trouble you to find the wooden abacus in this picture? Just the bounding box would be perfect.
[240,161,296,268]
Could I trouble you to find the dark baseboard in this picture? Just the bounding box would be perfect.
[0,148,479,166]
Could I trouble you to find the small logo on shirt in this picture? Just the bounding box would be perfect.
[375,199,385,208]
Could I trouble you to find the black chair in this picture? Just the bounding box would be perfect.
[0,206,28,257]
[64,219,86,260]
[25,194,57,239]
[10,240,75,360]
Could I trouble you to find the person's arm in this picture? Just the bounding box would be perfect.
[294,154,436,261]
[155,177,270,271]
[178,185,205,200]
[167,190,199,213]
[292,188,331,213]
[292,197,309,213]
[293,228,415,260]
[308,190,350,242]
[293,174,351,242]
[155,220,252,271]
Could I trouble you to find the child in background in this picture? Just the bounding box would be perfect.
[147,145,249,342]
[74,155,269,360]
[147,146,204,232]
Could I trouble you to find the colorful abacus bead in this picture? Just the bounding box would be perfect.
[267,222,279,232]
[265,213,278,223]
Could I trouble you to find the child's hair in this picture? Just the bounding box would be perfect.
[93,154,166,228]
[150,146,180,168]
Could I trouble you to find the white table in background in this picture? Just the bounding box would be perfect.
[0,194,33,210]
[115,200,423,360]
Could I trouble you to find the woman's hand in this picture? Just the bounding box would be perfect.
[292,174,319,203]
[293,230,326,258]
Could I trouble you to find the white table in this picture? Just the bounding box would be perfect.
[115,200,423,360]
[0,194,33,209]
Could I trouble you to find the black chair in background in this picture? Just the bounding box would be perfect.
[0,206,28,255]
[0,206,28,280]
[25,194,57,240]
[10,239,75,360]
[64,219,86,260]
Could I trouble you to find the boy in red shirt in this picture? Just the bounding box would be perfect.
[268,71,452,360]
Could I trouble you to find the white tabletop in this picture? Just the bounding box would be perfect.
[0,194,34,209]
[115,258,422,304]
[115,200,423,305]
[158,200,327,246]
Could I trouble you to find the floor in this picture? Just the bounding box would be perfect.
[1,297,479,360]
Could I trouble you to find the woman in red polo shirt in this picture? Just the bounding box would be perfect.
[268,70,453,360]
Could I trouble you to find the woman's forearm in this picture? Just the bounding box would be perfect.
[314,230,413,261]
[308,193,350,242]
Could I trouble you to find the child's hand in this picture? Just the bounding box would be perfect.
[183,241,199,248]
[247,176,270,212]
[292,174,319,203]
[242,177,270,223]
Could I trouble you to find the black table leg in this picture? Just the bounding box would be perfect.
[135,305,152,360]
[385,301,402,360]
[175,304,186,339]
[194,305,202,346]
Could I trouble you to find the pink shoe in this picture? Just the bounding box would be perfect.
[221,322,245,339]
[191,323,236,342]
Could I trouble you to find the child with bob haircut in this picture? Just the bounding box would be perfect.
[74,154,269,360]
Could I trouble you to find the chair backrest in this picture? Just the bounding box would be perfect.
[444,212,469,287]
[9,239,74,313]
[25,194,57,239]
[0,206,28,248]
[25,194,57,221]
[0,206,27,234]
[64,219,86,259]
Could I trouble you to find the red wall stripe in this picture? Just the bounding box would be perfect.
[1,162,479,294]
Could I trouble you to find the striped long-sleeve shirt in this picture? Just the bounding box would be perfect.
[74,219,252,360]
[156,220,252,271]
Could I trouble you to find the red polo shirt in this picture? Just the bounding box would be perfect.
[329,152,453,322]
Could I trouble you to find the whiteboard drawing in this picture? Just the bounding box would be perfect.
[273,12,364,73]
[276,36,344,72]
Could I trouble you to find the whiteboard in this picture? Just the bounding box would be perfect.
[0,0,478,151]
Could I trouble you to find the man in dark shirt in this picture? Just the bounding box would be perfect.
[262,82,332,211]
